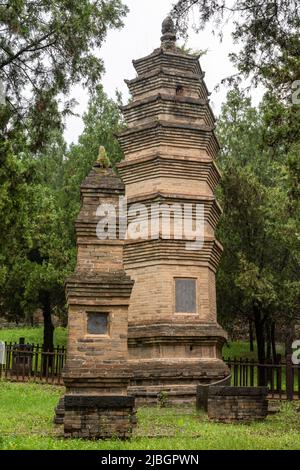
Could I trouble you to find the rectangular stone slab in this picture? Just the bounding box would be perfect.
[64,395,135,410]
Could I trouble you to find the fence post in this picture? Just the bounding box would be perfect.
[286,354,293,401]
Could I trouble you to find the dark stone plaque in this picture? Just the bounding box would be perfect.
[175,278,196,313]
[87,312,108,335]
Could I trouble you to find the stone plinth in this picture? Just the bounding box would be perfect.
[64,395,136,439]
[207,386,268,423]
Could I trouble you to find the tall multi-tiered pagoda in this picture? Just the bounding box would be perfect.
[118,16,228,405]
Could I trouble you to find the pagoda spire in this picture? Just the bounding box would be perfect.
[161,15,177,49]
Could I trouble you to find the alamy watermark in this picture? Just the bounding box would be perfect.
[95,197,205,250]
[292,340,300,365]
[292,80,300,104]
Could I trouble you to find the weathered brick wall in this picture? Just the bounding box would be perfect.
[207,386,269,423]
[64,396,136,439]
[66,304,130,368]
[127,265,218,327]
[63,166,134,383]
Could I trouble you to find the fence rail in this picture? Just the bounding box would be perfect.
[226,356,300,400]
[1,341,300,400]
[0,342,66,385]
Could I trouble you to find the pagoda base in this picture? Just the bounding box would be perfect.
[127,322,229,405]
[128,358,230,406]
[63,395,136,439]
[54,369,136,439]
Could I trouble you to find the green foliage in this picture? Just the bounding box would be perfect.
[1,382,300,449]
[0,132,75,326]
[0,84,123,345]
[0,0,128,149]
[172,1,300,95]
[158,390,169,408]
[216,88,300,361]
[0,0,128,345]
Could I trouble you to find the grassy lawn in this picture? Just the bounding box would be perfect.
[0,327,67,347]
[222,341,258,359]
[222,341,285,360]
[0,381,300,450]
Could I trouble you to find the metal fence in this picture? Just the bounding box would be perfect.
[226,356,300,400]
[0,342,66,384]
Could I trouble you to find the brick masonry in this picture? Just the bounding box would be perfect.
[64,396,136,439]
[205,386,269,423]
[196,376,232,412]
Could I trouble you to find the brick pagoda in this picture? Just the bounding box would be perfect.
[61,162,136,438]
[117,16,228,405]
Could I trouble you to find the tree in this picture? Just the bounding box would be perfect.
[0,0,128,149]
[0,85,124,351]
[0,137,35,321]
[171,0,300,97]
[0,1,128,348]
[0,131,75,352]
[216,88,300,374]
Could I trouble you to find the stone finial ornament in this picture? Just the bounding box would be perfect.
[97,145,111,168]
[161,15,176,47]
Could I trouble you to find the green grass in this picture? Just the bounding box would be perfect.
[0,327,67,347]
[222,341,258,360]
[1,381,300,450]
[222,341,285,360]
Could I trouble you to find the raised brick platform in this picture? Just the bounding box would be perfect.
[64,395,136,439]
[206,386,268,423]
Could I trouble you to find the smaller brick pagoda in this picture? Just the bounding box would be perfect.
[61,160,136,439]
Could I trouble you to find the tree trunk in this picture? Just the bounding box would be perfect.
[249,319,254,352]
[253,306,266,385]
[41,291,54,374]
[271,321,277,363]
[266,323,271,362]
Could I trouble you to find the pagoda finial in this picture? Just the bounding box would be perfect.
[161,15,176,48]
[96,145,111,168]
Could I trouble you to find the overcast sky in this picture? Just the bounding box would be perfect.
[64,0,264,145]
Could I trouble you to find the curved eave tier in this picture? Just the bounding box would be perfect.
[118,121,220,159]
[80,166,124,192]
[132,47,203,76]
[121,93,216,128]
[125,192,222,232]
[66,273,134,305]
[123,238,223,272]
[117,154,221,192]
[125,68,209,100]
[128,323,227,341]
